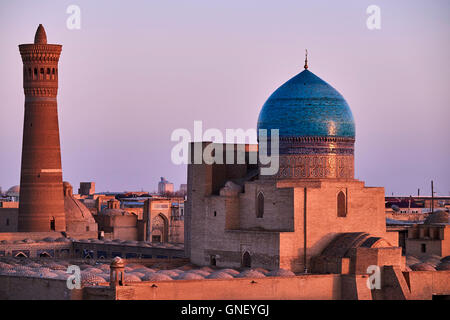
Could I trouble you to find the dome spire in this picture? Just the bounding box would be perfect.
[304,49,308,70]
[34,24,47,44]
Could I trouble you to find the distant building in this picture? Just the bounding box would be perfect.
[386,196,450,212]
[158,177,174,195]
[179,184,187,193]
[385,196,450,222]
[94,199,138,241]
[405,211,450,258]
[186,63,400,272]
[143,197,184,243]
[0,182,98,235]
[78,182,95,196]
[93,196,185,243]
[5,185,20,202]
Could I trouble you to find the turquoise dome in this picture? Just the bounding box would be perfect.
[257,69,355,138]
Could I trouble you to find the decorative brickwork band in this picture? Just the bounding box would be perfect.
[262,136,355,179]
[277,154,354,179]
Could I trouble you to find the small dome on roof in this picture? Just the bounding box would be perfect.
[6,185,20,197]
[130,272,146,279]
[436,262,450,271]
[63,181,97,232]
[199,266,215,273]
[126,263,146,270]
[188,269,210,276]
[206,271,234,279]
[235,270,266,279]
[176,272,205,280]
[111,257,125,268]
[424,211,449,225]
[142,273,172,281]
[124,274,142,282]
[253,267,269,274]
[178,264,195,271]
[85,267,103,274]
[267,268,295,277]
[98,264,110,271]
[156,270,179,278]
[81,272,106,285]
[410,263,436,271]
[406,255,421,266]
[219,268,240,275]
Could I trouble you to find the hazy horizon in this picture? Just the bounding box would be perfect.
[0,0,449,195]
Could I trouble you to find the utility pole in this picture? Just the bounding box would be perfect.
[431,180,434,214]
[408,195,411,213]
[417,188,420,197]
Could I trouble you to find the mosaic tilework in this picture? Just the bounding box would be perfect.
[257,69,355,138]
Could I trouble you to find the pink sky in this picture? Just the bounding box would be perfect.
[0,0,449,195]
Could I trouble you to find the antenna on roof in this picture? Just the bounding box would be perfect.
[304,49,308,70]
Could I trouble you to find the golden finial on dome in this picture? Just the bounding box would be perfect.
[304,49,308,70]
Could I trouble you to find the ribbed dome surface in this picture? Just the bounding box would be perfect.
[257,69,355,138]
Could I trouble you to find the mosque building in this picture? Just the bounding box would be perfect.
[185,54,401,272]
[0,25,448,300]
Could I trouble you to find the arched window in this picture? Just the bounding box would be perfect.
[151,214,168,243]
[46,68,51,80]
[15,252,27,258]
[210,255,216,266]
[337,191,347,217]
[40,68,44,80]
[33,68,37,79]
[256,192,264,218]
[52,68,55,79]
[242,251,251,268]
[50,217,55,231]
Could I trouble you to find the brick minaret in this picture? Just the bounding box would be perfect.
[18,25,66,232]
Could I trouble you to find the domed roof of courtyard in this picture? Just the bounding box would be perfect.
[63,182,96,224]
[257,64,355,139]
[320,232,392,258]
[6,185,20,196]
[424,210,449,225]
